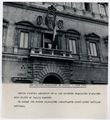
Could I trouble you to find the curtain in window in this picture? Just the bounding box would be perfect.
[20,32,29,48]
[69,39,76,54]
[90,42,97,56]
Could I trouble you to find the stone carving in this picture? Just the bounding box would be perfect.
[45,5,56,30]
[36,16,43,25]
[58,20,63,29]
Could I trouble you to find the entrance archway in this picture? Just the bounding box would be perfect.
[43,73,63,84]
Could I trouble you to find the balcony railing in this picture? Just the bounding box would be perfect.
[3,46,105,62]
[30,48,79,60]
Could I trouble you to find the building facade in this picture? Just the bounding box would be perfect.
[2,2,108,84]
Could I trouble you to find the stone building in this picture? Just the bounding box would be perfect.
[2,2,108,84]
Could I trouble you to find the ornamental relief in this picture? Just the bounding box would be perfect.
[36,5,64,30]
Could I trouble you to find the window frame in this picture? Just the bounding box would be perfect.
[84,3,92,12]
[85,33,100,59]
[65,30,80,54]
[69,38,77,54]
[19,31,29,49]
[3,20,8,46]
[40,31,61,50]
[43,33,53,49]
[15,21,35,49]
[98,3,107,16]
[89,41,98,57]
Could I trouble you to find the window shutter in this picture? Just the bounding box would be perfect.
[20,32,24,48]
[72,40,76,54]
[89,42,97,56]
[24,33,29,48]
[15,29,20,47]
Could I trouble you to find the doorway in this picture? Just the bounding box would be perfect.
[43,74,63,84]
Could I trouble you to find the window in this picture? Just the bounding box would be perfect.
[71,3,76,8]
[15,21,35,49]
[3,19,8,45]
[98,3,106,16]
[84,3,91,12]
[43,33,52,49]
[19,32,29,48]
[3,27,7,44]
[85,33,100,59]
[69,39,77,54]
[66,29,80,55]
[65,2,72,7]
[89,42,97,56]
[42,33,60,49]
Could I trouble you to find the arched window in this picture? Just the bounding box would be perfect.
[66,29,80,54]
[15,21,35,49]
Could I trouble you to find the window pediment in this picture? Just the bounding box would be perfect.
[66,29,80,35]
[85,33,100,41]
[66,29,80,39]
[98,3,108,6]
[15,21,35,30]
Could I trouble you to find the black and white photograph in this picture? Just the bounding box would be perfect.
[1,1,109,119]
[2,2,108,84]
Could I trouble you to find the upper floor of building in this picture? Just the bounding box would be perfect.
[23,2,108,22]
[3,2,108,23]
[2,2,108,64]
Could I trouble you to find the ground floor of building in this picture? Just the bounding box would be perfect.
[2,54,108,84]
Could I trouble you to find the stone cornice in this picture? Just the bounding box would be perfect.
[4,2,108,26]
[2,53,108,68]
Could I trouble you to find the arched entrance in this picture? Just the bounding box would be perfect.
[43,73,63,84]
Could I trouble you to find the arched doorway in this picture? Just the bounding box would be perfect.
[43,73,63,84]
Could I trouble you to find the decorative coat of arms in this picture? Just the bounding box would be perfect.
[45,5,56,30]
[36,16,43,25]
[58,20,63,29]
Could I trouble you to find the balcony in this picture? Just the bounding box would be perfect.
[30,48,79,60]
